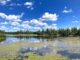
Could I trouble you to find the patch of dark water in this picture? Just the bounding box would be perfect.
[57,50,80,59]
[18,45,54,56]
[14,46,53,60]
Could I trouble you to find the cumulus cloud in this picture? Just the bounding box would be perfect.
[10,22,20,26]
[0,0,10,5]
[30,19,47,26]
[40,12,58,21]
[22,21,30,24]
[20,19,48,31]
[44,24,57,30]
[6,15,20,20]
[0,12,58,31]
[62,6,72,13]
[20,24,32,29]
[0,12,22,22]
[15,19,57,31]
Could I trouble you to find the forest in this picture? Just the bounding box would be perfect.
[5,27,80,37]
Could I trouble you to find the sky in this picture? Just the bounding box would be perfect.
[0,0,80,32]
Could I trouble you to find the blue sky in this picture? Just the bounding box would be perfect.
[0,0,80,32]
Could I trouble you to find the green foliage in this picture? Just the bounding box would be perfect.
[35,27,80,37]
[71,27,78,36]
[0,30,6,42]
[77,29,80,36]
[2,27,80,37]
[58,28,71,36]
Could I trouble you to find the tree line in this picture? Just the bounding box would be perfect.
[5,27,80,37]
[0,27,80,37]
[34,27,80,37]
[0,27,80,42]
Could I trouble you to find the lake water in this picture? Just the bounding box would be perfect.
[0,35,80,59]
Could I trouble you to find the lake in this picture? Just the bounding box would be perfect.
[0,35,80,60]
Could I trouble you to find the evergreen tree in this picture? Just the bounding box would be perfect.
[71,27,78,36]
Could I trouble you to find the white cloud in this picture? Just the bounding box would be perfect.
[62,7,72,13]
[44,24,57,30]
[0,21,8,25]
[30,19,47,26]
[0,0,10,5]
[24,2,34,10]
[6,15,20,20]
[20,23,31,29]
[0,12,22,22]
[13,27,20,31]
[41,12,58,21]
[20,19,48,30]
[19,18,49,31]
[20,20,31,29]
[63,9,72,13]
[22,21,30,24]
[10,22,20,26]
[0,12,58,31]
[24,2,33,6]
[72,16,79,23]
[31,27,41,31]
[72,20,79,23]
[0,13,7,18]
